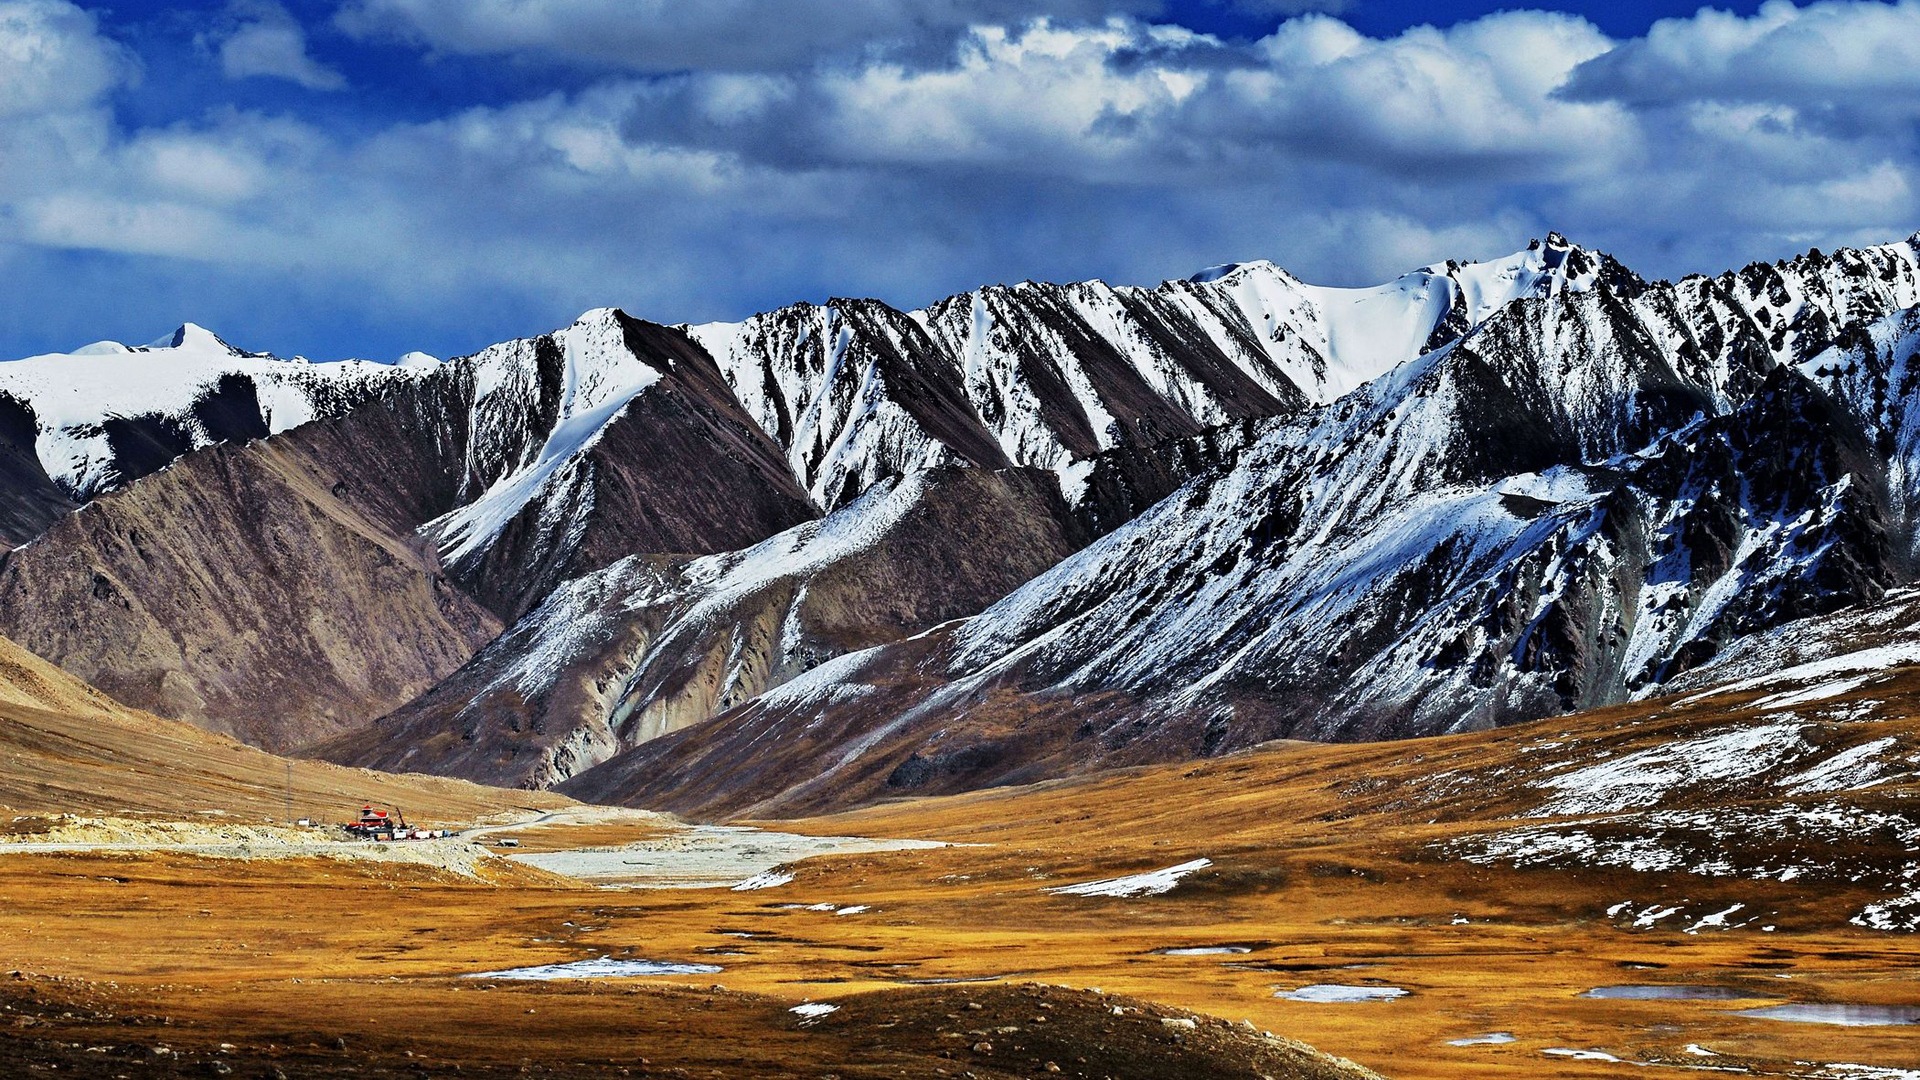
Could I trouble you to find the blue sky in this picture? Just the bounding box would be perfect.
[0,1,1912,361]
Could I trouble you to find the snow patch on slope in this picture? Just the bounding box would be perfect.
[428,309,664,564]
[1535,721,1808,816]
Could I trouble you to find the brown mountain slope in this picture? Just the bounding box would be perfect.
[557,623,1132,817]
[0,317,822,753]
[438,314,821,621]
[0,631,565,820]
[0,429,502,751]
[321,465,1086,790]
[567,581,1920,830]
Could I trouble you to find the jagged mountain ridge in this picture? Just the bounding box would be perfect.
[3,231,1917,792]
[559,235,1920,817]
[0,235,1599,752]
[684,234,1607,517]
[309,237,1611,786]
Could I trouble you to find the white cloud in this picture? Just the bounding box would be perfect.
[212,1,346,91]
[1563,0,1920,110]
[0,1,1915,364]
[0,0,133,117]
[616,13,1630,192]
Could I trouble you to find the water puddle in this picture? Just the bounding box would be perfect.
[1580,984,1764,1001]
[1275,984,1408,1003]
[464,957,724,980]
[1156,946,1253,956]
[1734,1003,1920,1026]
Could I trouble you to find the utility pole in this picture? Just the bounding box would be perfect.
[285,761,293,824]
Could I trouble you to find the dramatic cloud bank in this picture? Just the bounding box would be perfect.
[0,0,1913,360]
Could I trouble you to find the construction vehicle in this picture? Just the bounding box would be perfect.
[342,804,454,842]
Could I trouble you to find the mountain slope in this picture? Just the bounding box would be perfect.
[0,427,502,751]
[0,629,565,821]
[0,313,822,746]
[422,309,821,619]
[561,236,1920,816]
[324,465,1084,788]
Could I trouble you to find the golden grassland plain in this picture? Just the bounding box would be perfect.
[0,645,1916,1076]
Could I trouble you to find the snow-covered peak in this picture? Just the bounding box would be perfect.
[433,308,670,569]
[558,308,667,414]
[1156,237,1616,407]
[1441,233,1607,320]
[0,326,428,499]
[143,322,246,355]
[69,340,130,357]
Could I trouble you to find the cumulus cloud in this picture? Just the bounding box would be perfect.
[208,0,347,90]
[0,0,133,117]
[616,12,1627,190]
[1562,0,1920,112]
[0,0,1915,364]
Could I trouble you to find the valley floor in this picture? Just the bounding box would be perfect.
[3,672,1919,1078]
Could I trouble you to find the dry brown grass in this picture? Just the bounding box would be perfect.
[0,632,569,825]
[2,640,1916,1076]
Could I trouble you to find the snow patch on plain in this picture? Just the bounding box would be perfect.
[1045,858,1211,898]
[731,869,794,891]
[1275,984,1408,1003]
[465,956,723,980]
[1446,1032,1516,1046]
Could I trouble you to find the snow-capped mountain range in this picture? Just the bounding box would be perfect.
[0,323,432,551]
[3,232,1918,806]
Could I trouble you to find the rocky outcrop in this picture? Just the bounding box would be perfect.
[0,393,79,552]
